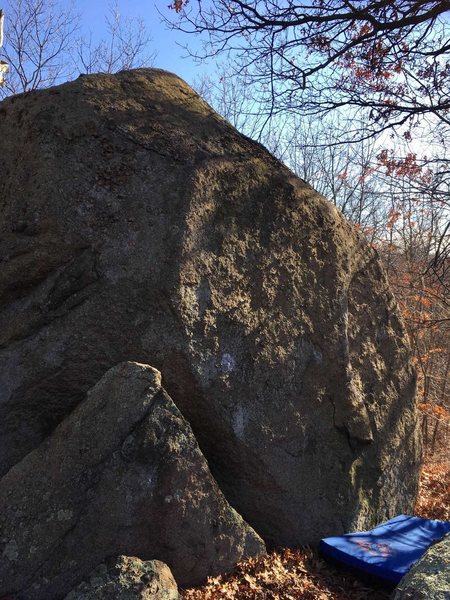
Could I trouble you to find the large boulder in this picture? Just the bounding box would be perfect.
[0,362,264,599]
[392,534,450,600]
[0,68,421,545]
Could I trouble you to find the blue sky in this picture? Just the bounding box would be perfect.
[74,0,210,85]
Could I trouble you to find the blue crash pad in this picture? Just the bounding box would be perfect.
[320,514,450,584]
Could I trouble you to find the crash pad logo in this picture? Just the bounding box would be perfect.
[352,539,395,557]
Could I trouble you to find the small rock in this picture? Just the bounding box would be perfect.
[64,556,178,600]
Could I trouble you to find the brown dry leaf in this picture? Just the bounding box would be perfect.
[242,573,258,589]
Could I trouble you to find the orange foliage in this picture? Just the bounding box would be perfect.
[377,151,433,183]
[418,403,450,420]
[169,0,186,12]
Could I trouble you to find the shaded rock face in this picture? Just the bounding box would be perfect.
[0,362,264,599]
[64,556,178,600]
[393,534,450,600]
[0,68,421,545]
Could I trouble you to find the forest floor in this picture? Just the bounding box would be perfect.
[181,462,450,600]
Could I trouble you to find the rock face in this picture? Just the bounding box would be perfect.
[0,68,421,545]
[64,556,178,600]
[0,362,264,599]
[393,534,450,600]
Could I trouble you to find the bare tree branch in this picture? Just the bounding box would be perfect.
[75,1,156,75]
[166,0,450,138]
[0,0,78,97]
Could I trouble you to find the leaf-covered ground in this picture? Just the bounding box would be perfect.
[414,462,450,521]
[181,462,449,600]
